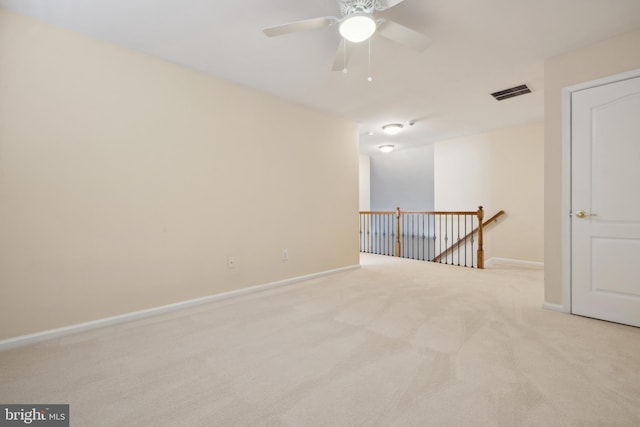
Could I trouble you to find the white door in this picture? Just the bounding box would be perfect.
[571,74,640,327]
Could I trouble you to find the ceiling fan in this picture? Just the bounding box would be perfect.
[262,0,429,71]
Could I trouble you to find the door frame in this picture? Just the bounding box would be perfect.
[560,68,640,314]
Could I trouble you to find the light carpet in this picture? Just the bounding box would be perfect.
[1,254,639,426]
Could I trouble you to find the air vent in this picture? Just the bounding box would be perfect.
[491,84,531,101]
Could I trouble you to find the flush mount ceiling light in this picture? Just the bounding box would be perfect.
[339,13,377,43]
[382,123,404,135]
[378,145,395,153]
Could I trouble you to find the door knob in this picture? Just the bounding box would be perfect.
[575,210,597,218]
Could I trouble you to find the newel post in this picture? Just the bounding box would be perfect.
[395,207,401,257]
[477,206,484,269]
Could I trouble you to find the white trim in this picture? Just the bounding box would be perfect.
[561,68,640,316]
[0,264,360,352]
[486,257,544,269]
[561,85,573,315]
[542,303,570,313]
[564,68,640,94]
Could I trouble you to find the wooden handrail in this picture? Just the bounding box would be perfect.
[431,209,505,265]
[360,210,478,216]
[359,211,397,215]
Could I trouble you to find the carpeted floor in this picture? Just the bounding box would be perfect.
[1,254,639,426]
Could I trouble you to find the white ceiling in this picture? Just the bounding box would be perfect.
[2,0,640,155]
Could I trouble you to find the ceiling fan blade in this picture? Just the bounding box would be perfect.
[379,0,407,9]
[376,20,430,51]
[331,38,352,72]
[263,17,336,37]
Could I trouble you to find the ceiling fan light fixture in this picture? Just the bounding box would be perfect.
[378,145,395,153]
[339,13,376,43]
[382,123,403,135]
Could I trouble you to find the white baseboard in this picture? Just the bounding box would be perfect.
[486,257,544,269]
[542,302,570,313]
[0,264,360,352]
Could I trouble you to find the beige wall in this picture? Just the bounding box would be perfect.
[544,28,640,305]
[359,154,371,211]
[434,122,544,263]
[0,10,360,339]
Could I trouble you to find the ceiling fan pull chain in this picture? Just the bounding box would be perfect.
[367,37,373,82]
[343,39,348,73]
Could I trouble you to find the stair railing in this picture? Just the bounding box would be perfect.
[359,206,503,269]
[431,209,505,265]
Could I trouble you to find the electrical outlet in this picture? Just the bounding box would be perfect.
[227,257,236,269]
[281,249,288,261]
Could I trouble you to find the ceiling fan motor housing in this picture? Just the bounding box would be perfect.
[339,0,376,16]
